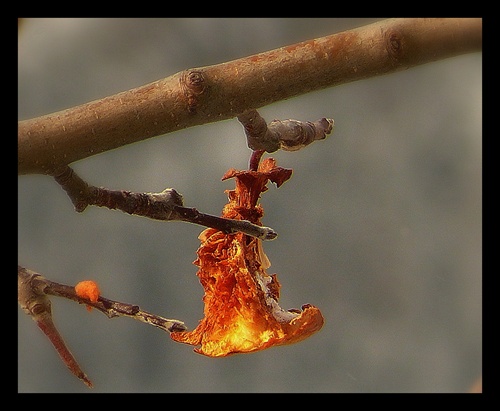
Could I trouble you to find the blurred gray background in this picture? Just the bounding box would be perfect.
[18,18,482,393]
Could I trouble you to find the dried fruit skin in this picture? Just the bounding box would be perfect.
[171,158,324,357]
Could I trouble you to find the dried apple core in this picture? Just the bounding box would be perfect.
[170,158,324,357]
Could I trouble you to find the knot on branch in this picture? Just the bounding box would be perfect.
[237,110,280,152]
[18,267,51,317]
[52,166,92,212]
[385,30,405,61]
[180,69,206,114]
[143,188,184,220]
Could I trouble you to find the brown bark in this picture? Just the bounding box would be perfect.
[18,18,481,175]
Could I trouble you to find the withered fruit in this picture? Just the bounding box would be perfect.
[171,158,324,357]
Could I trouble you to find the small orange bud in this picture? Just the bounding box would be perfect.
[75,280,100,312]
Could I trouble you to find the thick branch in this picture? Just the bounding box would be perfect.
[18,18,482,175]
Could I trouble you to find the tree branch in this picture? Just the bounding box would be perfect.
[18,18,482,175]
[51,165,278,241]
[18,265,187,387]
[18,266,94,387]
[238,109,334,152]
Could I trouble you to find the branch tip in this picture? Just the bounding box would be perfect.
[239,110,334,153]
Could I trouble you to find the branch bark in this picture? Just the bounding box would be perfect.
[18,18,482,175]
[52,164,278,241]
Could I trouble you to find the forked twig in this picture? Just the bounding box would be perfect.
[18,265,186,388]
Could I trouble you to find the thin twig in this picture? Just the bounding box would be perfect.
[249,150,265,172]
[18,265,187,387]
[51,165,277,241]
[18,18,482,175]
[172,205,277,240]
[39,276,187,333]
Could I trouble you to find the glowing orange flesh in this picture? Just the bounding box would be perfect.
[170,158,324,357]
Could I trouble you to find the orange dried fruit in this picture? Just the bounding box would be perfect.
[75,280,100,312]
[171,158,324,357]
